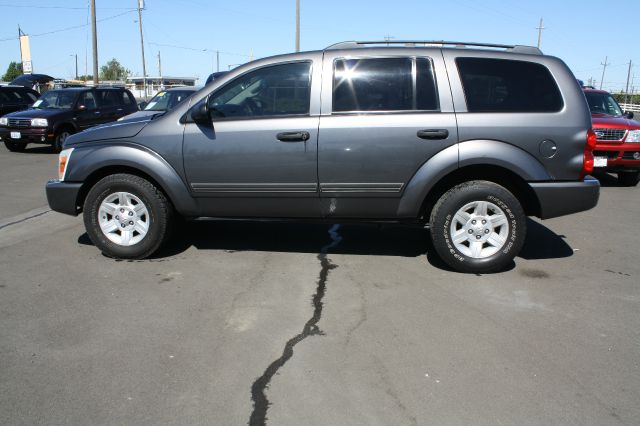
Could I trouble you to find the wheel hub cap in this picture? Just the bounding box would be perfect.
[98,192,150,246]
[450,200,509,259]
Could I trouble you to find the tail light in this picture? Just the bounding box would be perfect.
[581,128,597,179]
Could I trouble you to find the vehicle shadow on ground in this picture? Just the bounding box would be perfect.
[78,217,573,271]
[4,145,57,155]
[593,172,625,187]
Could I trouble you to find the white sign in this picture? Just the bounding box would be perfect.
[22,60,32,73]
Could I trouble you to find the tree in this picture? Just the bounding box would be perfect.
[2,61,23,82]
[99,58,130,81]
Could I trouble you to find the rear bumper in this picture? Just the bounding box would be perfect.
[46,180,82,216]
[530,177,600,219]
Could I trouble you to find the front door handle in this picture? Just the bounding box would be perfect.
[277,131,310,142]
[417,129,449,140]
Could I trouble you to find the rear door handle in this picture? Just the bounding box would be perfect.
[417,129,449,140]
[277,131,310,142]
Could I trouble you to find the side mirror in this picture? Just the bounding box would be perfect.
[77,104,86,111]
[625,111,634,119]
[138,101,147,110]
[191,101,212,125]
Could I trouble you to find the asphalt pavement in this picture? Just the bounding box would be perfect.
[1,144,639,425]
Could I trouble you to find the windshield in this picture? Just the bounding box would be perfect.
[144,90,193,111]
[31,90,77,110]
[585,92,623,117]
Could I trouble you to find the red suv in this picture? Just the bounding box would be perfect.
[583,89,640,186]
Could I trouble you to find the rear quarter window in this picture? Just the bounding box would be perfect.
[456,57,563,113]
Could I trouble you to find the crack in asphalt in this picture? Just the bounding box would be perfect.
[0,209,51,231]
[249,224,342,426]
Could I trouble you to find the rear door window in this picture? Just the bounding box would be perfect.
[97,90,122,107]
[78,91,97,110]
[456,57,563,112]
[332,57,439,112]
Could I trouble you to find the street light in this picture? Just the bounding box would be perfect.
[69,54,78,80]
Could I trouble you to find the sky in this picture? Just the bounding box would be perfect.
[0,0,638,92]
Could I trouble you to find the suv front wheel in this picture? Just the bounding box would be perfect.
[53,128,74,152]
[83,173,173,259]
[430,181,526,273]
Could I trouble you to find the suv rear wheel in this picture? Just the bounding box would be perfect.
[618,171,640,187]
[430,181,526,273]
[3,139,27,152]
[83,173,173,259]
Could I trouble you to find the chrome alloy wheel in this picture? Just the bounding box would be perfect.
[98,192,150,246]
[449,200,509,259]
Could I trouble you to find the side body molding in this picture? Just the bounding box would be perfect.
[65,142,199,216]
[397,140,552,217]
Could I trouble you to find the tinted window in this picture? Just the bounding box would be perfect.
[333,57,438,112]
[584,92,622,117]
[456,58,563,113]
[97,90,122,107]
[208,62,311,119]
[122,91,134,106]
[20,90,38,102]
[79,91,97,110]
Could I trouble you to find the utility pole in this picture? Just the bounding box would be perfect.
[90,0,98,85]
[157,51,162,89]
[216,50,220,72]
[137,0,147,99]
[74,54,78,79]
[295,0,300,52]
[624,60,632,104]
[599,56,610,90]
[536,17,545,49]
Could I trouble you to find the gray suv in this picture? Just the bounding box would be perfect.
[45,41,600,273]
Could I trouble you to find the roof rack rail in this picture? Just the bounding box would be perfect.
[325,40,542,55]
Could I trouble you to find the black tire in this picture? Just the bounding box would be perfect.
[83,173,173,259]
[3,139,27,152]
[429,180,526,273]
[53,128,73,153]
[618,171,640,187]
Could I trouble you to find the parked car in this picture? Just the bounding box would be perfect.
[118,86,197,122]
[583,88,640,186]
[46,40,600,273]
[0,86,137,152]
[0,85,40,117]
[205,71,228,85]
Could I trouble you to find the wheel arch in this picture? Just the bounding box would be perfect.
[398,140,550,219]
[69,143,199,216]
[53,121,78,135]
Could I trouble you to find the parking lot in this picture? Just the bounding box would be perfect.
[0,145,639,425]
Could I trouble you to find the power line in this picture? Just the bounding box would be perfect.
[148,42,251,58]
[0,9,135,42]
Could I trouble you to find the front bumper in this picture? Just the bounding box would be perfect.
[0,127,54,144]
[593,145,640,172]
[530,176,600,219]
[46,180,83,216]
